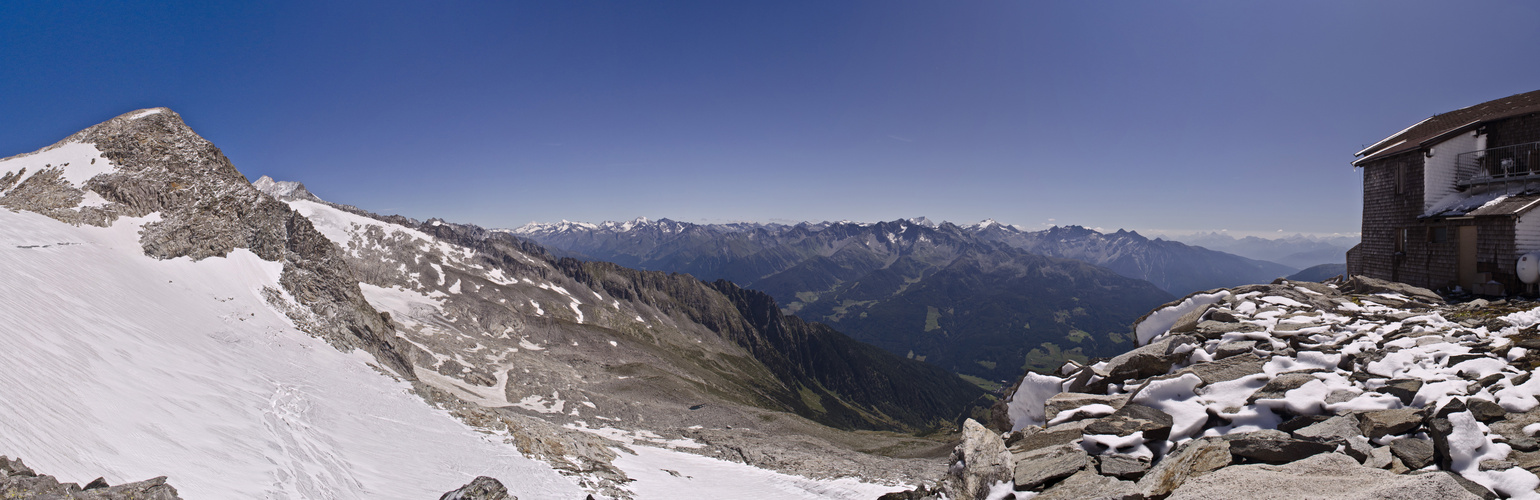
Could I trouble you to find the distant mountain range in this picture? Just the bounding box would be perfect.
[511,217,1297,381]
[965,223,1296,296]
[1166,232,1358,269]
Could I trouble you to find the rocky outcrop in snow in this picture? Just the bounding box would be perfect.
[914,275,1540,499]
[0,108,416,379]
[1,456,181,499]
[439,476,514,500]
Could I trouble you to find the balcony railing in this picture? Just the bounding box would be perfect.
[1456,140,1540,189]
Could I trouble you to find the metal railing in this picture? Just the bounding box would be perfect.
[1455,140,1540,189]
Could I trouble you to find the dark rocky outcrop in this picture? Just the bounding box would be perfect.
[439,476,514,500]
[0,456,181,499]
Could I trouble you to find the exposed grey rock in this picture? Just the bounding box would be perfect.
[1208,309,1239,323]
[0,456,35,477]
[1390,437,1436,470]
[439,476,513,500]
[876,485,941,500]
[1213,340,1256,359]
[1365,446,1394,469]
[1510,435,1539,452]
[942,419,1013,500]
[1291,415,1369,461]
[0,456,181,500]
[1358,407,1425,439]
[1344,435,1374,463]
[1426,417,1454,470]
[1035,468,1140,500]
[1009,419,1095,455]
[1437,398,1469,419]
[1227,434,1336,464]
[1135,437,1230,498]
[1325,389,1362,404]
[1245,372,1319,404]
[1194,320,1263,337]
[1097,454,1150,480]
[1278,413,1330,431]
[1092,334,1197,389]
[1479,459,1515,471]
[1178,352,1264,385]
[1084,403,1173,441]
[1168,303,1214,334]
[1012,444,1091,490]
[1291,414,1362,443]
[1467,398,1507,422]
[1410,471,1498,500]
[1377,379,1424,405]
[1165,452,1478,500]
[1339,275,1444,306]
[1044,393,1128,423]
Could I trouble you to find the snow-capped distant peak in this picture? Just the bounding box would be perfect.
[907,216,937,228]
[251,175,322,202]
[968,219,1005,230]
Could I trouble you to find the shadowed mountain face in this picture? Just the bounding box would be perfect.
[513,219,1178,381]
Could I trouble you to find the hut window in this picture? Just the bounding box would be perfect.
[1429,227,1449,243]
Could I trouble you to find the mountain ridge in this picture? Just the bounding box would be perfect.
[513,215,1187,381]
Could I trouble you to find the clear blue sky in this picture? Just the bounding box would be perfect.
[5,1,1540,237]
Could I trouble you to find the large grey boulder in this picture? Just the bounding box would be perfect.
[1377,379,1424,406]
[1246,372,1320,405]
[1227,434,1336,464]
[1084,403,1174,442]
[1009,419,1095,455]
[1467,399,1508,422]
[1136,437,1231,498]
[1165,452,1480,500]
[1359,408,1426,439]
[1390,437,1436,470]
[1339,275,1443,306]
[1097,454,1150,480]
[73,477,181,500]
[1291,415,1370,461]
[1044,392,1128,423]
[1091,334,1198,389]
[1012,444,1092,490]
[1213,340,1257,359]
[1178,352,1264,385]
[1035,468,1140,500]
[439,476,513,500]
[942,419,1013,500]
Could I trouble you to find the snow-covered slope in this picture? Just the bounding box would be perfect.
[0,207,584,499]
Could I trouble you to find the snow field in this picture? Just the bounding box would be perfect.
[0,208,584,499]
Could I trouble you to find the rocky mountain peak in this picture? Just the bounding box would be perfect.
[0,109,418,380]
